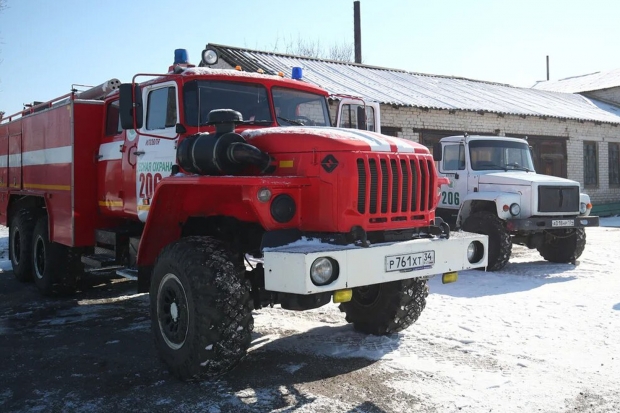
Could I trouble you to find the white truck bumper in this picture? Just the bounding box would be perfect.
[263,231,488,295]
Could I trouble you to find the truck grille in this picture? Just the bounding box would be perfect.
[538,185,579,213]
[356,155,434,217]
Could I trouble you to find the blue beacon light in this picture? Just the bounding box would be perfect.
[292,67,303,80]
[174,49,189,65]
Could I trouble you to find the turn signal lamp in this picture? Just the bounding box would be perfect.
[278,71,284,77]
[442,272,458,284]
[235,65,242,71]
[333,289,352,303]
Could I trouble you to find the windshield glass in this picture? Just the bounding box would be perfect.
[469,139,535,172]
[183,80,272,126]
[272,87,331,126]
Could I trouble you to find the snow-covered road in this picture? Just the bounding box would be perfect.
[0,218,619,412]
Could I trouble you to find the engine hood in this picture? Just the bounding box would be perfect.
[478,171,580,187]
[240,126,429,154]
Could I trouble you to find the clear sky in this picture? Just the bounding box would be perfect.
[1,0,619,116]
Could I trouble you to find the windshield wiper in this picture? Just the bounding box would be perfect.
[506,163,531,172]
[277,116,304,126]
[240,120,273,126]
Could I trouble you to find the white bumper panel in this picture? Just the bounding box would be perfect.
[263,231,488,295]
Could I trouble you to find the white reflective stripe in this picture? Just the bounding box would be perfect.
[340,129,391,152]
[0,156,7,168]
[98,142,123,161]
[9,153,22,167]
[384,137,417,153]
[22,146,72,166]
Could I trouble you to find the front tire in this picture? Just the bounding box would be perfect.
[537,228,586,264]
[339,278,429,335]
[9,209,37,282]
[462,211,512,271]
[150,236,253,381]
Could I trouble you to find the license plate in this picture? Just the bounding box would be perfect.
[385,251,435,272]
[552,219,574,227]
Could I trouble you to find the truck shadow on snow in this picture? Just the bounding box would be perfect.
[0,271,401,412]
[432,261,578,298]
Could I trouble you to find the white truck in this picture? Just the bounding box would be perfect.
[433,134,599,271]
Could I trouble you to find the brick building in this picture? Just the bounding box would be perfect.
[204,44,620,215]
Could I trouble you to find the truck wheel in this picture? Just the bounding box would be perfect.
[339,278,429,335]
[462,211,512,271]
[537,228,586,264]
[150,236,253,381]
[31,216,82,295]
[9,209,37,282]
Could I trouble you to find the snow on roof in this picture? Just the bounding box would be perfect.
[206,44,620,125]
[532,67,620,93]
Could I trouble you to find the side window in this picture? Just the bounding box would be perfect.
[105,100,122,136]
[442,145,465,170]
[339,104,375,131]
[146,87,177,130]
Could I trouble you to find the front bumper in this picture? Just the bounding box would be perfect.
[506,215,599,231]
[262,231,488,295]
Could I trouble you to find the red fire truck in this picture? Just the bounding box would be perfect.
[0,47,488,380]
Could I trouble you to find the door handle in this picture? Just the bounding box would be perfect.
[134,151,145,156]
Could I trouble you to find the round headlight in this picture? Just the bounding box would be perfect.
[466,241,484,264]
[579,202,587,214]
[270,194,296,223]
[509,203,520,216]
[202,49,218,65]
[257,188,272,203]
[310,257,339,286]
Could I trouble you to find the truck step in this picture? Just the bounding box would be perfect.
[81,254,118,268]
[116,268,138,280]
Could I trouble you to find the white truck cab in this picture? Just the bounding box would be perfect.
[433,134,599,271]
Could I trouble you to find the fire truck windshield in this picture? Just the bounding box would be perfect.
[272,87,331,127]
[183,80,272,126]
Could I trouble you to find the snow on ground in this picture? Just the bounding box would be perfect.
[0,219,619,412]
[250,218,620,412]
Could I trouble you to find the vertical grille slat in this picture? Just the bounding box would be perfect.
[418,159,428,211]
[369,159,378,214]
[390,159,399,213]
[357,159,366,213]
[427,160,435,211]
[380,159,389,213]
[400,160,409,212]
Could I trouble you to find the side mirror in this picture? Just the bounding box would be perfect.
[119,83,143,130]
[433,142,442,161]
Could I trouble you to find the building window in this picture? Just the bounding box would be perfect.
[381,126,402,137]
[583,141,598,187]
[610,142,620,186]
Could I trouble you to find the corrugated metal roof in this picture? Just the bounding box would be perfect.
[206,44,620,125]
[532,68,620,93]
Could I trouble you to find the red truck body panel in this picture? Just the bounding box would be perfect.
[0,99,109,247]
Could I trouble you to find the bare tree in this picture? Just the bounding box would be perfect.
[270,34,355,63]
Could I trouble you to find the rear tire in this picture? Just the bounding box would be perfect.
[150,236,253,381]
[537,228,586,264]
[32,216,83,295]
[9,209,37,282]
[462,211,512,271]
[339,278,429,335]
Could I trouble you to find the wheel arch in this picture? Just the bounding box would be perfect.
[456,192,520,228]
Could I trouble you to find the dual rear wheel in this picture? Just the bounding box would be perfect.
[9,211,83,295]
